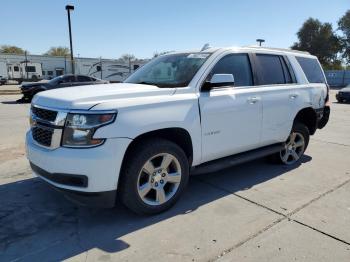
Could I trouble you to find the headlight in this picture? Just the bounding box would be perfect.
[62,112,116,148]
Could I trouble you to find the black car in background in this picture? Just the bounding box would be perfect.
[20,74,109,101]
[336,85,350,103]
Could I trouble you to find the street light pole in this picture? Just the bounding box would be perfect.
[65,5,75,74]
[256,39,265,47]
[24,51,28,80]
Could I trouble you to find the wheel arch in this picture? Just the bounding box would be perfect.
[293,107,317,135]
[120,127,194,175]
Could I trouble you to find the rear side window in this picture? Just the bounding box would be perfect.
[256,54,285,85]
[296,57,325,83]
[210,54,253,87]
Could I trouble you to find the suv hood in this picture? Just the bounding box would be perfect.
[32,83,176,110]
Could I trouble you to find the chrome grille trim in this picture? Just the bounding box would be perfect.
[30,105,67,149]
[31,105,68,127]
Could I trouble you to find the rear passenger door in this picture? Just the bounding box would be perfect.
[254,54,296,145]
[58,75,75,88]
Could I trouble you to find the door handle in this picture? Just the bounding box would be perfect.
[247,97,260,104]
[289,94,298,99]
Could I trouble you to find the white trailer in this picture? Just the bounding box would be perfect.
[7,62,42,83]
[0,62,7,84]
[0,53,147,83]
[76,59,142,82]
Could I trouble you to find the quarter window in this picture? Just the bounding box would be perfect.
[210,54,253,87]
[256,54,285,85]
[296,57,325,83]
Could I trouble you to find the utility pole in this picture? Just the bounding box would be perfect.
[256,39,265,46]
[100,57,103,79]
[64,55,67,74]
[65,5,75,74]
[25,51,28,80]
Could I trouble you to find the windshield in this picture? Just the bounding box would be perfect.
[124,53,211,88]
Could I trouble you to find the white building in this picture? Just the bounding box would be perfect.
[0,53,148,83]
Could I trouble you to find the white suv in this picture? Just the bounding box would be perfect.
[26,46,330,214]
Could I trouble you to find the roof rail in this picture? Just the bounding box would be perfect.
[242,46,310,55]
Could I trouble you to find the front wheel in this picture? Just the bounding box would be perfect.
[272,122,310,165]
[119,138,189,215]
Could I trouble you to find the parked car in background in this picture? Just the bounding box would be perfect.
[20,74,109,101]
[0,76,6,85]
[336,85,350,103]
[26,46,330,215]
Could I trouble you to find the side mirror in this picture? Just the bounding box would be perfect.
[202,74,235,91]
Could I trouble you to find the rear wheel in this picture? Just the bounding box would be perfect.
[272,122,309,165]
[119,138,189,215]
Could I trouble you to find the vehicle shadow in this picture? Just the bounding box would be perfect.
[1,98,30,104]
[0,155,311,260]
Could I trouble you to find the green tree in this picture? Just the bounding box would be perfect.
[291,18,342,68]
[0,45,26,54]
[44,46,70,56]
[338,10,350,64]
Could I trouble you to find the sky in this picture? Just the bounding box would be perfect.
[1,0,349,59]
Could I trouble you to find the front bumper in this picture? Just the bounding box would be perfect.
[26,131,132,206]
[336,92,350,101]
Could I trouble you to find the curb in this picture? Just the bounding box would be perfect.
[0,90,21,95]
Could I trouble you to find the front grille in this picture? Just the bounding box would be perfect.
[32,126,53,147]
[32,106,58,122]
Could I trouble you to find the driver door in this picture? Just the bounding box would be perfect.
[58,75,75,88]
[199,53,263,162]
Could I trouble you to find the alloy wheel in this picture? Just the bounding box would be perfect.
[280,132,305,165]
[137,153,182,206]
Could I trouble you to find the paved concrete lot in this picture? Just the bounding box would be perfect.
[0,91,349,261]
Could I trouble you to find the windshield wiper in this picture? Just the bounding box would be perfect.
[136,81,158,86]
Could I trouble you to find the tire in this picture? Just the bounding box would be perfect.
[271,122,310,165]
[119,138,190,215]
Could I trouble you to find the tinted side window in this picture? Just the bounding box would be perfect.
[62,76,75,83]
[296,57,325,83]
[211,54,253,87]
[256,54,285,85]
[77,76,92,82]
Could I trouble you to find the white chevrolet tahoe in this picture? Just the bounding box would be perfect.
[26,46,330,214]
